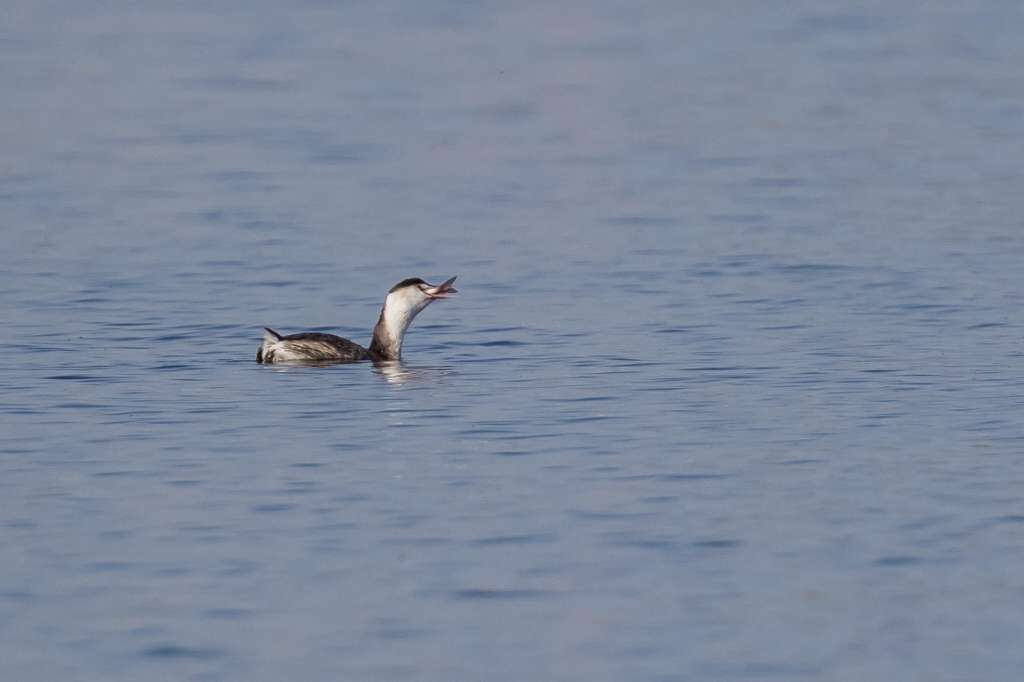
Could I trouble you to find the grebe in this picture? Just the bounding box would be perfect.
[257,276,457,364]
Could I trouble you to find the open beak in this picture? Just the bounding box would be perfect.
[425,275,458,299]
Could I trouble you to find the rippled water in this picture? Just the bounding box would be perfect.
[3,2,1024,680]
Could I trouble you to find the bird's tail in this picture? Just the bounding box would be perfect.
[257,327,283,363]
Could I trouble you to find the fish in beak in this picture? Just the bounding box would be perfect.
[424,276,458,299]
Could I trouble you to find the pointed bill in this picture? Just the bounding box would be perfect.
[425,275,458,299]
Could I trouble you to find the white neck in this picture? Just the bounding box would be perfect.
[369,289,431,360]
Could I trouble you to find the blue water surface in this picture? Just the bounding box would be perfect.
[2,2,1024,680]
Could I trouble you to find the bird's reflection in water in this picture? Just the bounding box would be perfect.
[265,359,351,373]
[372,361,454,386]
[262,359,454,386]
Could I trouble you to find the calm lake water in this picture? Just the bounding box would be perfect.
[3,2,1024,680]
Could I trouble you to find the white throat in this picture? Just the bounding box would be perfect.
[371,289,431,360]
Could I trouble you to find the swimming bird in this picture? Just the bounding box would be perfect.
[257,276,457,364]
